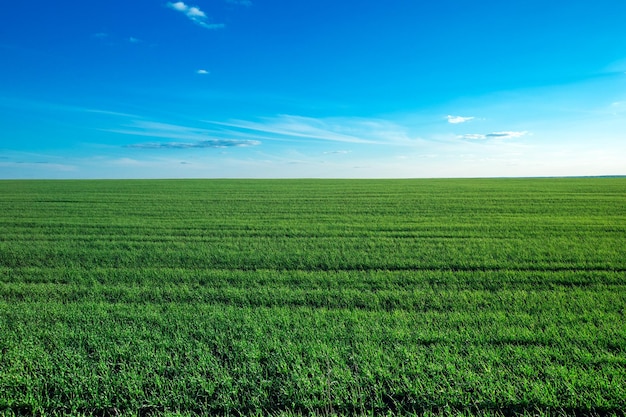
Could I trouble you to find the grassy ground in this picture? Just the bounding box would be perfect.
[0,178,625,416]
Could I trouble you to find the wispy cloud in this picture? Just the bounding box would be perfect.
[166,2,225,29]
[459,134,487,140]
[108,120,260,149]
[0,97,142,119]
[92,33,143,46]
[196,69,210,75]
[92,32,114,46]
[486,131,528,138]
[209,115,422,145]
[323,150,351,155]
[82,108,139,118]
[128,139,260,149]
[0,161,76,172]
[459,131,528,140]
[447,115,474,124]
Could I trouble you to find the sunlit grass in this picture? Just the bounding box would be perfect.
[1,178,625,416]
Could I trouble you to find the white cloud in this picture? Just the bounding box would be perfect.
[459,134,486,140]
[0,161,76,172]
[168,1,187,12]
[186,6,206,17]
[209,115,423,146]
[128,139,260,149]
[196,69,210,75]
[166,2,224,29]
[109,120,260,151]
[459,131,528,140]
[109,120,227,142]
[110,158,150,167]
[486,131,528,139]
[447,115,474,124]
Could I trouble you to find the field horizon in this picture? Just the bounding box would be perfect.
[2,175,625,182]
[1,178,625,416]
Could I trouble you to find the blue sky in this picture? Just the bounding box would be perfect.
[1,0,625,178]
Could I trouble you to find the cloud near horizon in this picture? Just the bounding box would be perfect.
[486,131,528,138]
[127,139,260,149]
[460,131,528,140]
[447,115,475,124]
[166,2,225,29]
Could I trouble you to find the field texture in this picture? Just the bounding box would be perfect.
[0,178,625,416]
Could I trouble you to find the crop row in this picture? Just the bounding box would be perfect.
[3,267,624,288]
[2,303,625,415]
[2,239,624,272]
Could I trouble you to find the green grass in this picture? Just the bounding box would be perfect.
[0,178,625,416]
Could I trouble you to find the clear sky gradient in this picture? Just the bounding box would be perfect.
[1,0,625,178]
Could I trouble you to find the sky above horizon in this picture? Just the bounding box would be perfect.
[1,0,626,178]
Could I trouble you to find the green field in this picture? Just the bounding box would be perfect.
[1,178,625,416]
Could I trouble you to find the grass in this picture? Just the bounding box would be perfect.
[0,178,625,416]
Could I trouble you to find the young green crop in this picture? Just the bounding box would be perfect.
[0,178,625,416]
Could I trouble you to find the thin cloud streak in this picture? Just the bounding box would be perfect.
[108,120,260,150]
[459,134,487,140]
[108,120,258,144]
[127,139,260,149]
[0,161,76,172]
[459,131,528,140]
[207,115,424,146]
[486,131,528,138]
[0,97,140,119]
[211,117,377,144]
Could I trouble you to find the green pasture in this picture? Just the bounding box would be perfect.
[0,178,625,416]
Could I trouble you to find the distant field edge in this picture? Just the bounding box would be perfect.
[1,175,625,181]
